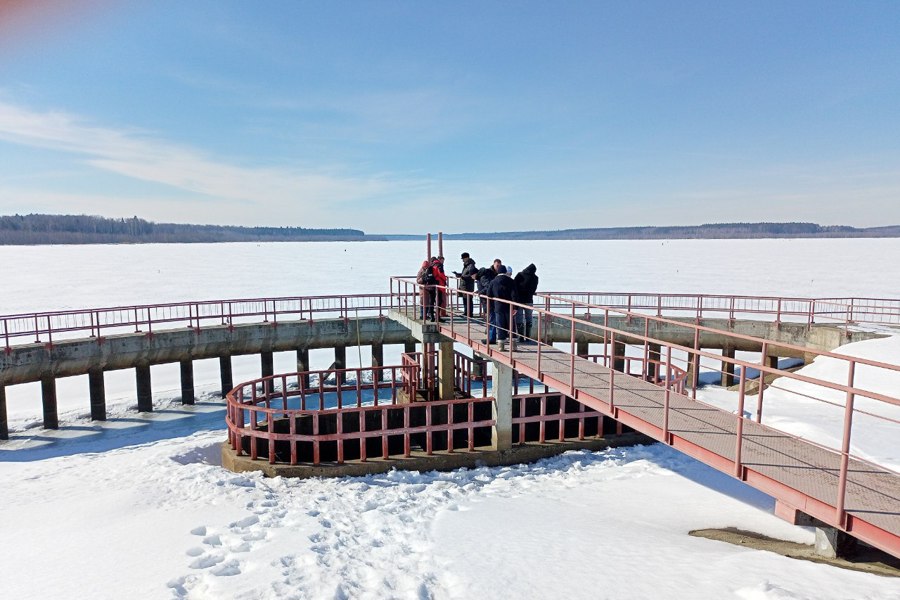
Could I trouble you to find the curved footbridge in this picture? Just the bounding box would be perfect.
[2,289,899,559]
[388,286,900,560]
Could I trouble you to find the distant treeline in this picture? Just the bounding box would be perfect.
[384,222,900,241]
[0,214,380,244]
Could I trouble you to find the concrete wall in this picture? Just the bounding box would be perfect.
[0,317,414,386]
[546,315,879,357]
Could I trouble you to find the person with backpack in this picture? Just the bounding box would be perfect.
[514,263,539,343]
[487,265,519,351]
[416,258,438,321]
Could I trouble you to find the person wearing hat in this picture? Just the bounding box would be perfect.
[453,252,478,317]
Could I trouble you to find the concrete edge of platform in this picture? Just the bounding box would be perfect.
[221,432,653,478]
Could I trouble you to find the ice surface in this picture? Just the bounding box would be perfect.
[1,239,900,599]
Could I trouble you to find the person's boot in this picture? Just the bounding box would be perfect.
[510,337,517,351]
[516,323,526,342]
[498,339,507,351]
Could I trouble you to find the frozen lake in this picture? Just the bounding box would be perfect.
[2,238,900,600]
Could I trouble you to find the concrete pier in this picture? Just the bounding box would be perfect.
[371,343,384,380]
[815,526,858,559]
[492,361,513,450]
[88,368,106,421]
[180,359,195,405]
[41,375,58,429]
[333,346,346,383]
[613,340,626,372]
[721,347,736,387]
[437,341,454,400]
[219,355,233,398]
[0,385,7,440]
[136,365,152,412]
[686,352,700,389]
[576,341,589,357]
[647,343,661,379]
[296,348,310,389]
[261,351,274,394]
[371,344,384,367]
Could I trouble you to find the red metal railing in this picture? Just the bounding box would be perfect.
[226,345,685,467]
[536,292,900,328]
[5,288,899,353]
[225,362,496,466]
[392,278,900,553]
[1,292,411,351]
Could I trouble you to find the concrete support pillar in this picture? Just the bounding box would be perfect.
[576,341,589,358]
[371,343,384,381]
[721,347,736,387]
[333,346,346,384]
[404,341,417,354]
[686,352,700,389]
[261,351,274,394]
[371,343,384,368]
[296,348,310,390]
[0,385,8,440]
[647,343,661,380]
[437,341,455,400]
[815,527,857,559]
[613,341,626,372]
[767,355,779,370]
[219,355,233,398]
[136,365,153,412]
[491,361,513,451]
[88,368,106,421]
[473,357,486,379]
[41,375,58,429]
[180,359,195,405]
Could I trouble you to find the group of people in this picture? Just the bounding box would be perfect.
[416,252,539,351]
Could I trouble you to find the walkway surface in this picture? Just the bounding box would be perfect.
[410,310,900,558]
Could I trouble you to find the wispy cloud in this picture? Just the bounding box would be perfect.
[0,100,420,225]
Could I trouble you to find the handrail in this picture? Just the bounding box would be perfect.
[0,292,413,351]
[4,287,899,352]
[391,275,900,529]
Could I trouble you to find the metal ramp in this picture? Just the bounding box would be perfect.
[416,310,900,559]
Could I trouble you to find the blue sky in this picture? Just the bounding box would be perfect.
[1,1,898,234]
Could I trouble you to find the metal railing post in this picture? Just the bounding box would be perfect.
[835,360,857,525]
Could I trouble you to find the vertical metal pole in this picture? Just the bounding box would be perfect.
[569,303,576,393]
[642,318,650,380]
[755,342,768,423]
[734,367,747,478]
[662,345,671,443]
[537,306,543,374]
[835,361,856,525]
[691,327,700,399]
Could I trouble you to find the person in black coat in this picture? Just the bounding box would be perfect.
[487,266,518,350]
[514,263,539,342]
[476,264,497,320]
[454,252,478,317]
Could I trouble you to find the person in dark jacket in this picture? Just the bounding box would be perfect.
[454,252,478,317]
[476,262,498,320]
[514,263,539,342]
[418,258,438,321]
[487,265,518,350]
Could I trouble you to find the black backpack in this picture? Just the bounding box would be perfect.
[417,265,437,286]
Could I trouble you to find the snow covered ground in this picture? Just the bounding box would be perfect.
[1,239,900,599]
